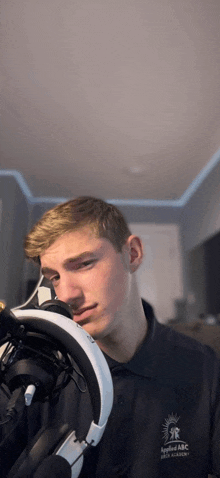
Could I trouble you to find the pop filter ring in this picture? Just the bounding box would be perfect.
[9,309,113,435]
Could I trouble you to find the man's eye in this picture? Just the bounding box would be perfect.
[76,260,95,269]
[51,275,59,283]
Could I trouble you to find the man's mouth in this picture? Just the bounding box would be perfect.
[72,304,97,321]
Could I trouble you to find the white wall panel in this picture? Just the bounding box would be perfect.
[130,223,183,323]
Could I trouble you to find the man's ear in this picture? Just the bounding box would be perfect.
[123,235,143,272]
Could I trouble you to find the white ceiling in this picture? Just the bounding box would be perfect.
[1,0,220,202]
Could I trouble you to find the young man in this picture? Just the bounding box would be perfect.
[4,197,220,476]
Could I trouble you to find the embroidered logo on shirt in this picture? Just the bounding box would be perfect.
[161,413,190,460]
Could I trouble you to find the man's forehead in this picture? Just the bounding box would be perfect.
[44,226,98,250]
[40,227,110,264]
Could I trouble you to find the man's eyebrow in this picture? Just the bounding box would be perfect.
[63,251,96,267]
[41,266,57,276]
[41,251,98,276]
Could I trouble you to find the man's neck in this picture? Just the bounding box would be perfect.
[96,298,148,363]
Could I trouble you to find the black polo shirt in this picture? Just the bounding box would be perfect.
[80,301,220,477]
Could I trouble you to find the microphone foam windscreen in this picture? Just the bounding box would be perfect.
[34,455,72,478]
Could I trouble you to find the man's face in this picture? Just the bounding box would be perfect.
[40,226,134,340]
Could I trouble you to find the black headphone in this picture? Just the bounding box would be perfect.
[0,303,113,477]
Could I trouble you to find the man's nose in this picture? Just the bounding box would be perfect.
[56,275,83,306]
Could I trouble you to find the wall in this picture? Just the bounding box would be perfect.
[181,159,220,252]
[0,175,30,307]
[129,223,183,322]
[116,204,182,226]
[180,159,220,319]
[29,201,182,229]
[187,243,207,318]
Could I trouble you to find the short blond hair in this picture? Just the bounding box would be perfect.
[24,196,131,263]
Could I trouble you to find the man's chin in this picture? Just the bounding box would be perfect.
[80,322,104,341]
